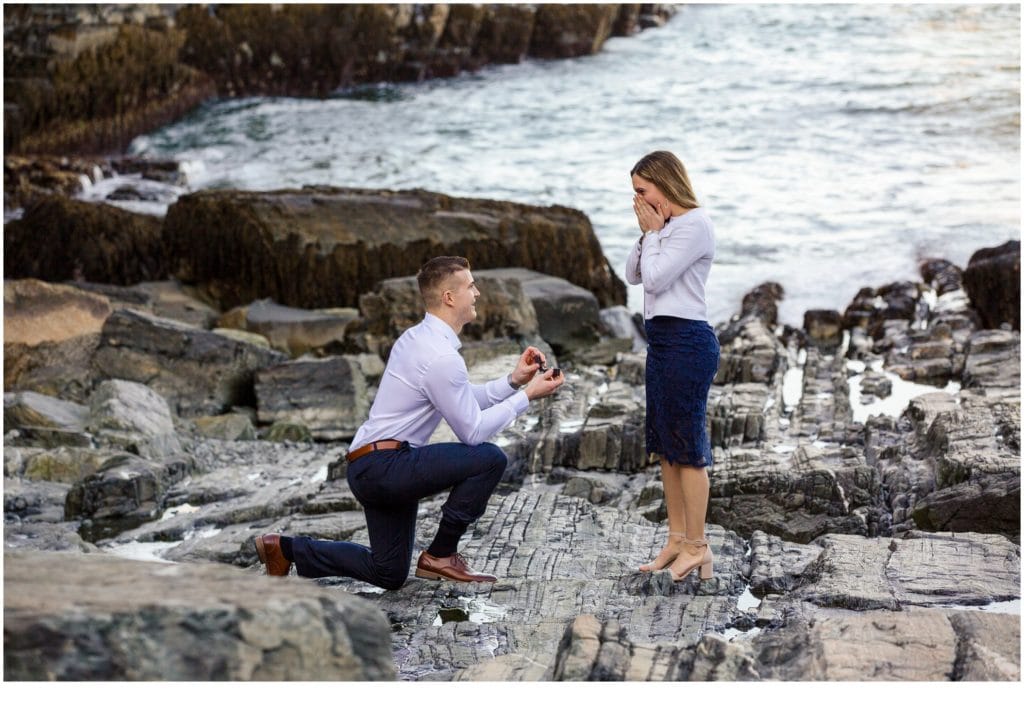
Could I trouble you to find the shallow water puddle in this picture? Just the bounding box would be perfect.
[432,595,507,627]
[847,360,960,424]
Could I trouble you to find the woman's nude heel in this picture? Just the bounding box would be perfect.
[669,537,714,582]
[639,531,687,572]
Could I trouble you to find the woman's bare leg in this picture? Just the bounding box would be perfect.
[668,465,711,579]
[639,458,686,571]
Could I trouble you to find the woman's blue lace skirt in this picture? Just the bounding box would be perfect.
[644,315,720,468]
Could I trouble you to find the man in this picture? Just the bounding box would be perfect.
[254,256,565,588]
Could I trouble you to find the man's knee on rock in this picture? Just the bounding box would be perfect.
[378,570,409,591]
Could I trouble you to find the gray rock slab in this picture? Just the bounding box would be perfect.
[92,308,288,417]
[240,298,360,356]
[548,605,1019,681]
[255,355,369,440]
[4,520,98,554]
[3,550,396,680]
[747,530,823,597]
[4,476,71,523]
[4,390,90,432]
[87,378,182,458]
[793,531,1019,610]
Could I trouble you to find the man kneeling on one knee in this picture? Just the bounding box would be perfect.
[255,256,565,588]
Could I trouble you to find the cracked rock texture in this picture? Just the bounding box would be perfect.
[4,240,1019,681]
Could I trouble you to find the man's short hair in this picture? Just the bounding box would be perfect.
[416,256,470,306]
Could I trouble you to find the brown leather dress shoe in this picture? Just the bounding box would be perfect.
[254,534,292,576]
[415,551,497,583]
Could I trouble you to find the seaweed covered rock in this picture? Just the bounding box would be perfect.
[163,187,626,311]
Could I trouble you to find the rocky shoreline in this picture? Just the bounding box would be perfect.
[4,3,676,160]
[3,173,1020,679]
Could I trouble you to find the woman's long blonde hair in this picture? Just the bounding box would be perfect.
[630,150,700,210]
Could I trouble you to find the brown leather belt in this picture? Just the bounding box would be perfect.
[346,439,403,463]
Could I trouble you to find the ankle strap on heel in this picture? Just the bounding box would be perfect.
[683,538,708,547]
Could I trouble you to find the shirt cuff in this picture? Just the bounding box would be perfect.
[488,376,518,401]
[507,390,529,415]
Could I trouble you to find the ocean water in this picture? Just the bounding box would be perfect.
[90,3,1020,326]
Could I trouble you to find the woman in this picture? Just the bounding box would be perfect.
[624,150,720,583]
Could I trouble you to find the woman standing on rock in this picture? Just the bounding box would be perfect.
[625,150,720,583]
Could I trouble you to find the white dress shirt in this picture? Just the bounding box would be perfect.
[624,207,715,321]
[349,313,530,450]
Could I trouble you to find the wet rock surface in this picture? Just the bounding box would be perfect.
[3,240,1018,681]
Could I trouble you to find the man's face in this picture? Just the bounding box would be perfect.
[444,268,480,326]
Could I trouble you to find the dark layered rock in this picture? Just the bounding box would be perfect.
[867,377,1019,540]
[64,453,196,541]
[794,531,1019,610]
[164,187,625,313]
[92,309,288,417]
[791,347,855,442]
[714,316,787,385]
[803,309,843,348]
[709,443,886,543]
[962,329,1020,390]
[911,472,1019,536]
[920,258,964,295]
[962,240,1020,330]
[3,550,396,680]
[254,356,373,441]
[549,606,1019,682]
[739,281,784,326]
[708,383,771,448]
[842,281,923,332]
[3,196,167,285]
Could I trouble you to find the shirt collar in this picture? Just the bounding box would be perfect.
[423,312,462,350]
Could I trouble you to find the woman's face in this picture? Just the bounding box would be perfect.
[632,174,670,211]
